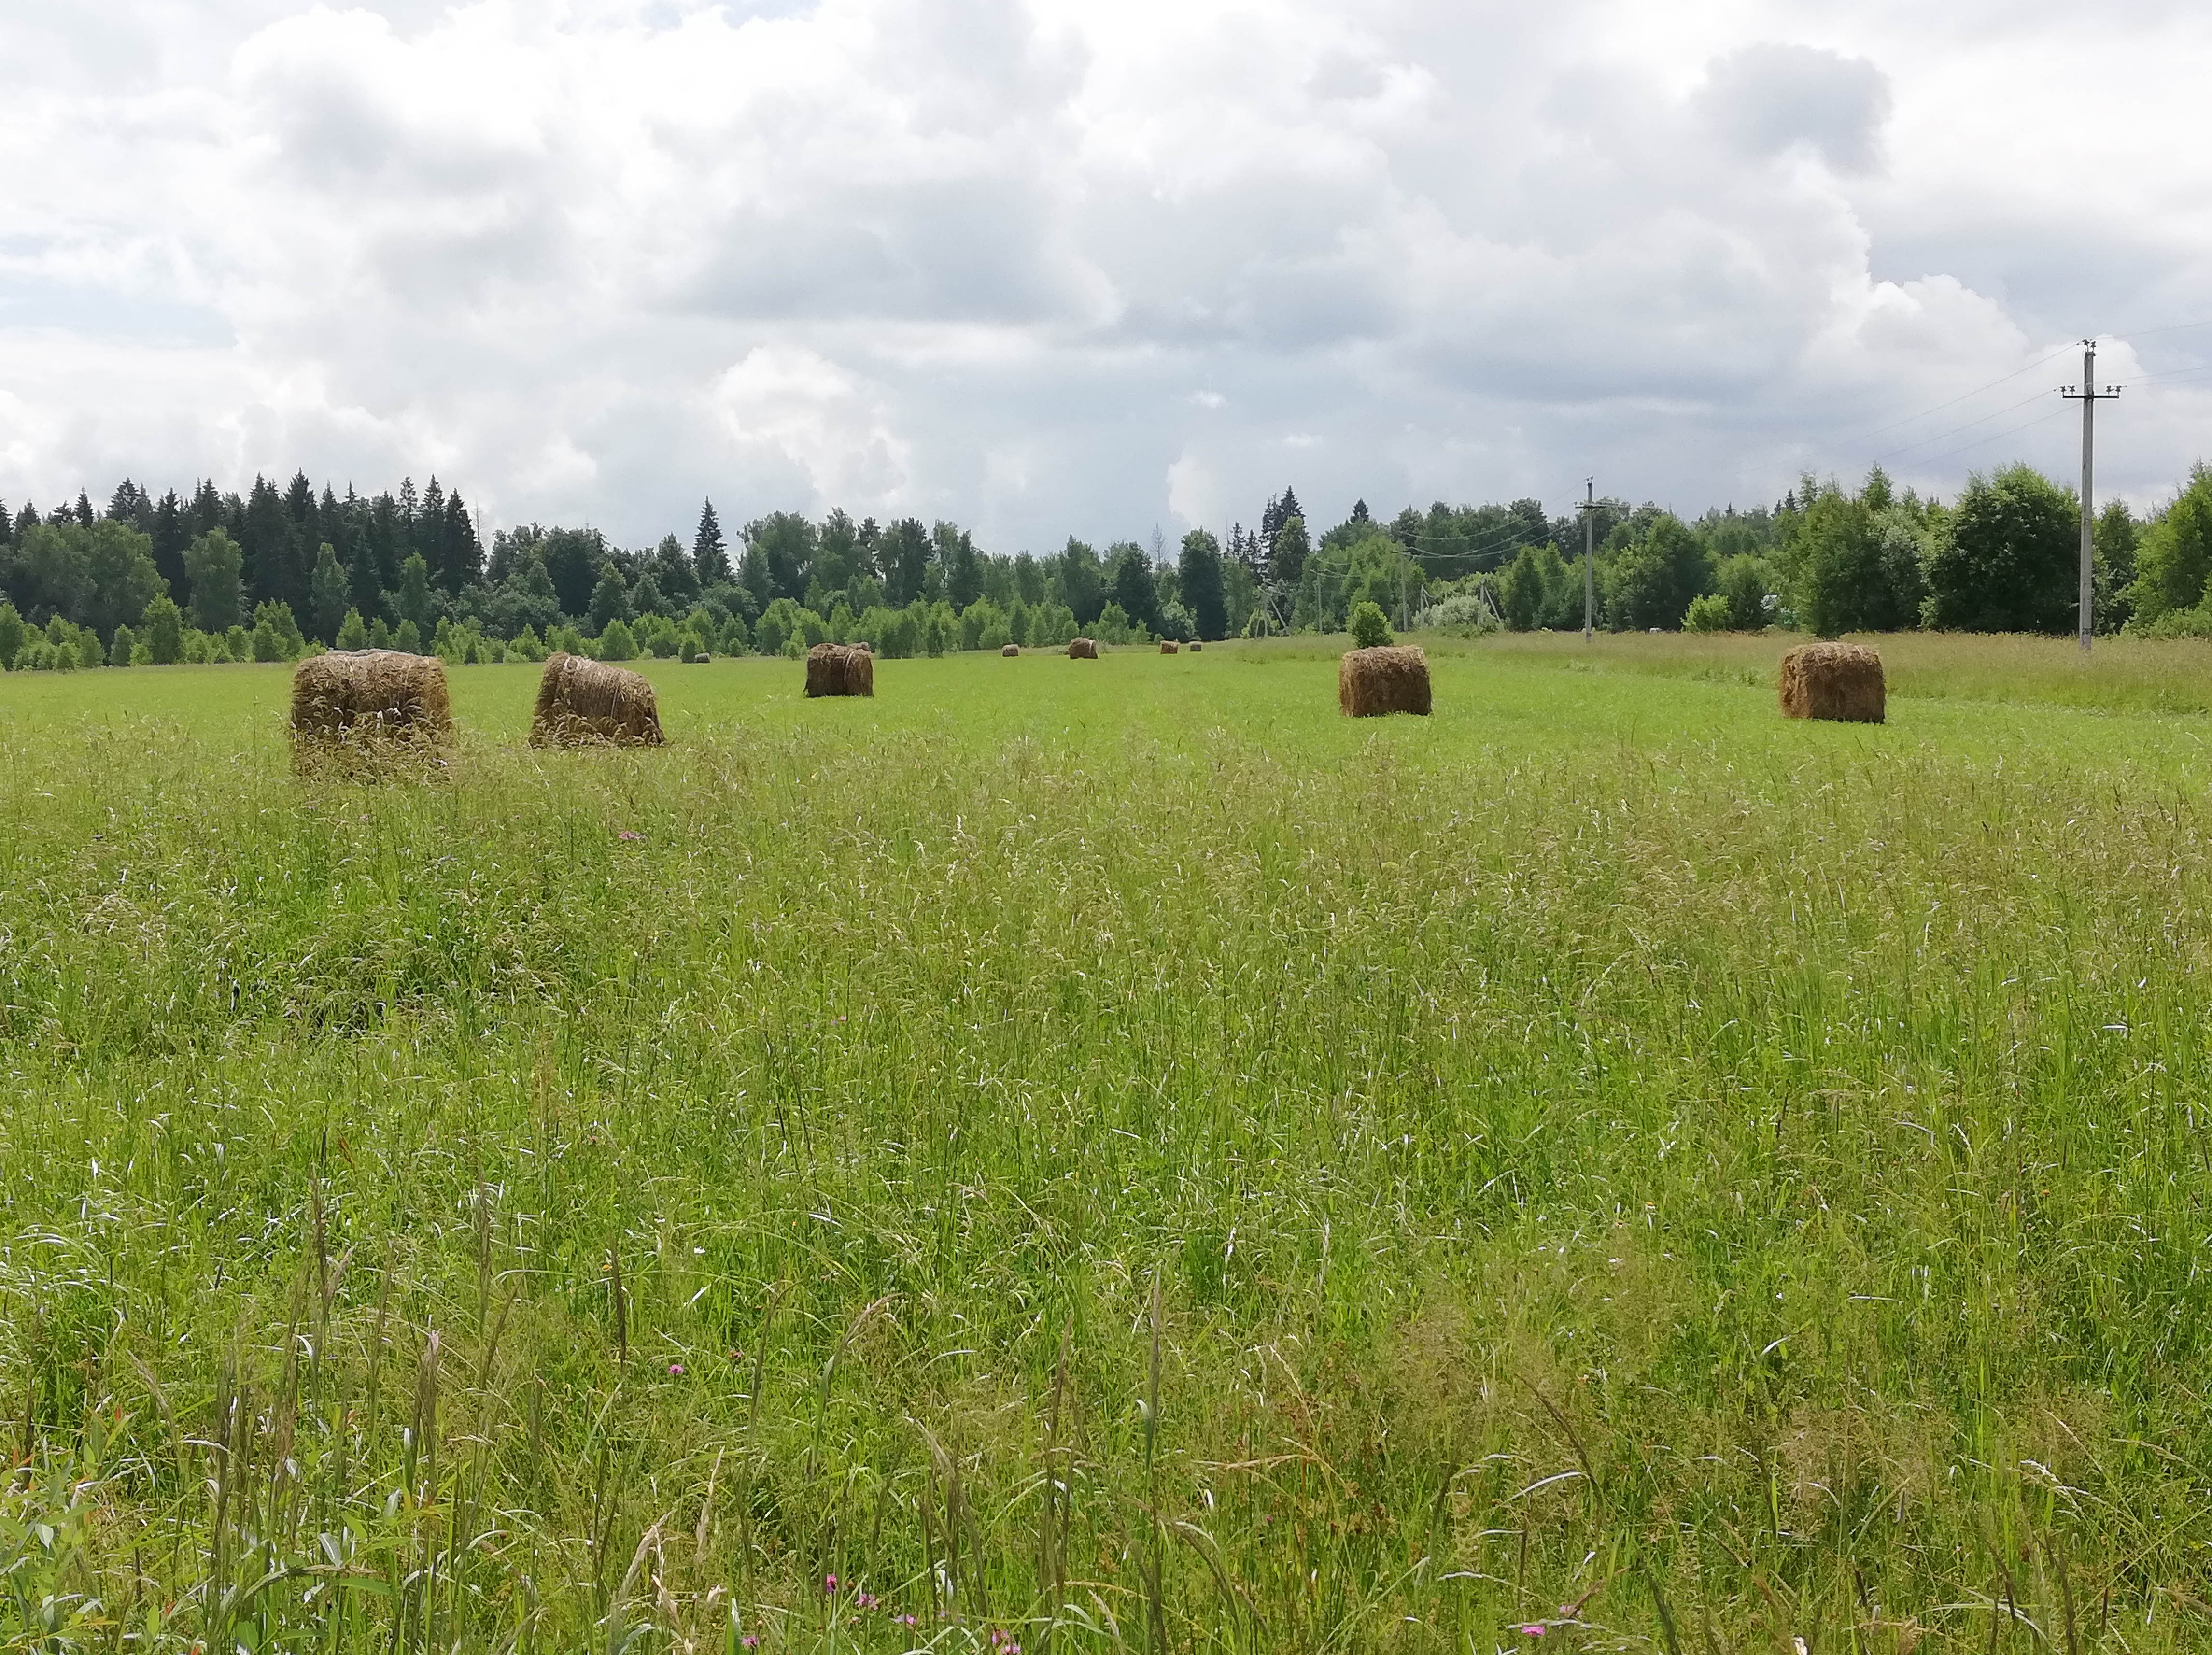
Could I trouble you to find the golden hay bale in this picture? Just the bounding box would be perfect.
[1778,641,1885,723]
[805,642,875,697]
[1001,642,1021,656]
[1159,640,1180,654]
[290,650,452,760]
[529,651,664,747]
[1338,645,1432,718]
[1068,637,1099,659]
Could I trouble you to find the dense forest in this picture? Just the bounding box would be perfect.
[4,459,2212,671]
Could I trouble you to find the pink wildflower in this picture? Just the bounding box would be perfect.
[1521,1626,1547,1638]
[668,1362,684,1376]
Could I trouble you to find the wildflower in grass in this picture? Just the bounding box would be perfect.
[1521,1627,1546,1638]
[740,1639,758,1650]
[668,1362,683,1376]
[823,1574,837,1594]
[618,830,642,842]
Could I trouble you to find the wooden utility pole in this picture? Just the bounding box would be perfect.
[1580,479,1596,642]
[2061,341,2121,654]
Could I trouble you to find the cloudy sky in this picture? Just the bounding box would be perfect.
[1,0,2208,552]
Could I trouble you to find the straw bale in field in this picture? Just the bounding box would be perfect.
[1160,640,1180,654]
[1778,641,1884,723]
[1068,637,1099,659]
[290,650,452,759]
[805,641,875,697]
[530,651,664,747]
[1338,645,1432,718]
[1001,643,1020,657]
[1188,641,1203,652]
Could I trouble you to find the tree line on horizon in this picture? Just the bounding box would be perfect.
[5,459,2212,672]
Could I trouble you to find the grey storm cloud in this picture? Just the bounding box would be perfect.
[1,0,2210,547]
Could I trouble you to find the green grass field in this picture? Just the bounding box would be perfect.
[5,633,2212,1654]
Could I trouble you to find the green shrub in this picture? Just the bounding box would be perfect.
[596,619,638,662]
[336,608,368,650]
[110,624,138,665]
[0,601,25,669]
[1349,600,1393,648]
[143,594,184,664]
[393,619,422,654]
[1682,593,1733,633]
[225,624,253,661]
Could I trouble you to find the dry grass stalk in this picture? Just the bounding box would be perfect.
[1339,645,1432,717]
[529,651,664,748]
[1001,643,1021,657]
[1778,641,1885,723]
[1068,638,1099,660]
[1159,640,1180,654]
[805,642,875,698]
[289,650,452,767]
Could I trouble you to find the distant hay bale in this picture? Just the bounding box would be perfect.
[530,651,664,747]
[687,652,710,664]
[805,642,875,697]
[1338,645,1432,718]
[1001,643,1020,656]
[1188,641,1203,652]
[290,649,451,766]
[1778,641,1885,723]
[1068,637,1099,659]
[1160,640,1179,654]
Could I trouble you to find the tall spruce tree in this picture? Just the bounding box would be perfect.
[239,475,299,610]
[150,490,189,603]
[693,500,731,585]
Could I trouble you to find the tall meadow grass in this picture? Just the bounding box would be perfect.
[1,641,2210,1651]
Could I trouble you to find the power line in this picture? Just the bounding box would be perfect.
[1908,406,2067,470]
[1872,387,2056,463]
[1854,343,2079,442]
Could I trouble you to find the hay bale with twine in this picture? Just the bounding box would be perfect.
[1001,643,1020,657]
[1338,645,1432,718]
[530,651,664,747]
[1068,637,1099,659]
[1160,640,1180,654]
[805,642,875,697]
[1778,641,1885,723]
[290,649,451,764]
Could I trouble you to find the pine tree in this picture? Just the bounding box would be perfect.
[419,478,450,589]
[443,490,483,591]
[150,490,189,603]
[240,475,300,610]
[693,500,731,585]
[73,491,95,527]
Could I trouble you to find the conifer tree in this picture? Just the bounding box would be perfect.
[693,500,731,585]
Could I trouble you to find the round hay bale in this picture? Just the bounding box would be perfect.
[1068,637,1099,659]
[530,651,665,747]
[1159,640,1180,654]
[1778,641,1884,723]
[805,642,875,697]
[290,649,452,765]
[1338,645,1432,718]
[1000,642,1021,656]
[688,652,711,664]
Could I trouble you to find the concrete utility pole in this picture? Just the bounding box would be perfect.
[1580,479,1596,642]
[2061,340,2122,655]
